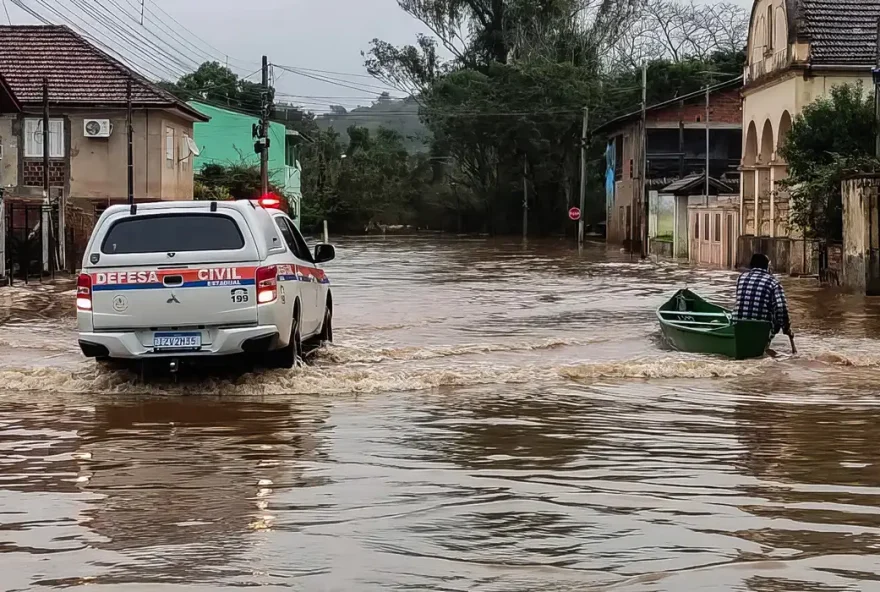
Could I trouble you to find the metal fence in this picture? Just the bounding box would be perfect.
[3,200,61,283]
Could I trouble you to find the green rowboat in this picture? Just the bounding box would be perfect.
[656,289,773,360]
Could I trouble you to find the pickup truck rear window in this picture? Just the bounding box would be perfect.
[101,214,245,254]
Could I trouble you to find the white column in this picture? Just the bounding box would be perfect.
[0,197,5,279]
[754,170,761,236]
[739,170,745,236]
[769,165,776,238]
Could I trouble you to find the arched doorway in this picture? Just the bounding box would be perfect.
[760,119,774,163]
[776,111,792,159]
[744,121,758,166]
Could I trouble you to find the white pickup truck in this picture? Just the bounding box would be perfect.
[76,198,334,370]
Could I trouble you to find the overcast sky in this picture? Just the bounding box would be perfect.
[4,0,752,112]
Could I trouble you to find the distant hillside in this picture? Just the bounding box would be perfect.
[315,95,430,154]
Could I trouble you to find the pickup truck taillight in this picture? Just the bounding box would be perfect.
[76,273,92,311]
[256,265,278,304]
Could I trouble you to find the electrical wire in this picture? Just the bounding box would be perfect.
[16,0,189,80]
[137,0,258,72]
[273,64,402,96]
[180,67,263,96]
[312,109,586,118]
[10,0,184,81]
[2,0,11,24]
[69,0,197,74]
[272,63,382,80]
[94,0,203,71]
[120,0,256,77]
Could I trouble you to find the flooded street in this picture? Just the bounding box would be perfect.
[3,237,880,591]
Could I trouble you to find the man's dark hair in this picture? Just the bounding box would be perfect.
[750,253,770,270]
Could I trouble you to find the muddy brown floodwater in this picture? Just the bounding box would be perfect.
[2,237,880,591]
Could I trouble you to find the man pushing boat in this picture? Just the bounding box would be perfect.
[734,254,795,353]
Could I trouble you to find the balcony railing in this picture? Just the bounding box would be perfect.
[744,47,792,85]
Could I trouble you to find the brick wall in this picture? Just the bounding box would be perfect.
[22,160,66,187]
[647,88,742,125]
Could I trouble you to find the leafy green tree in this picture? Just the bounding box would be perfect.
[160,62,274,114]
[194,163,284,201]
[779,83,879,241]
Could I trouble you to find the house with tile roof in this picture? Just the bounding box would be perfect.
[740,0,880,275]
[0,25,210,274]
[594,78,743,263]
[0,25,209,205]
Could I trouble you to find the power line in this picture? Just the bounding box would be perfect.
[2,0,11,24]
[273,64,403,96]
[119,0,256,77]
[276,93,405,100]
[180,66,263,95]
[15,0,190,80]
[70,0,198,74]
[273,64,381,80]
[313,108,586,118]
[137,0,257,72]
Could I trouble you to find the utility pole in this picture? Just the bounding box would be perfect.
[42,78,49,203]
[522,155,528,240]
[42,77,50,273]
[260,55,270,196]
[578,106,589,247]
[639,63,648,259]
[705,84,711,205]
[127,76,134,206]
[139,0,145,25]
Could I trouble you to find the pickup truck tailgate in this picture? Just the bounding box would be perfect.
[84,209,264,330]
[91,264,261,329]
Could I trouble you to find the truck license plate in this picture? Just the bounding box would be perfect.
[153,332,201,351]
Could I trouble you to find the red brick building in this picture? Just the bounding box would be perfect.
[595,77,743,253]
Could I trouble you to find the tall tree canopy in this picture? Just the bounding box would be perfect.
[359,0,747,234]
[159,61,274,114]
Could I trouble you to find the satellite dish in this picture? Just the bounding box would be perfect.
[185,135,200,157]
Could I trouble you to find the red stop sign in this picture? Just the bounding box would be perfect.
[569,207,581,221]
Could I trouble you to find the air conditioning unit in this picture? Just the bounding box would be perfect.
[83,119,112,138]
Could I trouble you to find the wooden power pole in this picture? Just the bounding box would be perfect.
[127,76,134,206]
[41,77,50,273]
[639,63,648,258]
[42,78,49,203]
[578,106,589,246]
[705,84,711,204]
[522,156,528,240]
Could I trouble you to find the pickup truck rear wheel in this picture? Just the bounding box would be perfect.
[319,305,333,344]
[269,310,302,369]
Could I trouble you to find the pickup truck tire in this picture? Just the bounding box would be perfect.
[304,304,333,355]
[318,305,333,344]
[269,308,302,369]
[321,306,333,345]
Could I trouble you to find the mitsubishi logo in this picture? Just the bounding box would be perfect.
[166,292,181,304]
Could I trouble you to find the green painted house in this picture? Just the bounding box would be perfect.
[188,100,304,222]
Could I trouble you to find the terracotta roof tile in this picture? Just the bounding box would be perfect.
[800,0,880,65]
[0,25,205,119]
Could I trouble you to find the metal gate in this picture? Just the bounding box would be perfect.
[3,200,60,282]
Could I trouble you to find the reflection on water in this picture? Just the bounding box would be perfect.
[1,237,880,590]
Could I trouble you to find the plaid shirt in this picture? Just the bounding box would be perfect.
[734,268,791,334]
